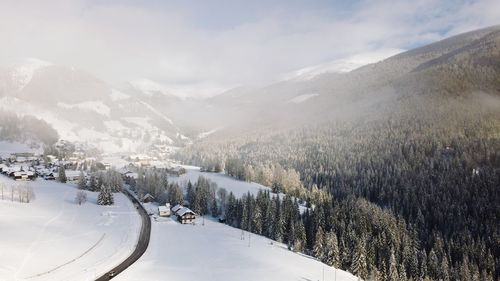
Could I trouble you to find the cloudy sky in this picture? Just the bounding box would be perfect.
[0,0,499,97]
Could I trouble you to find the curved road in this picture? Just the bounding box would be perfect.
[95,189,151,281]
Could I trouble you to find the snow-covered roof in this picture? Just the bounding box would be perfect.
[142,193,155,199]
[125,172,138,179]
[65,170,84,177]
[158,206,169,212]
[171,204,183,213]
[177,207,195,217]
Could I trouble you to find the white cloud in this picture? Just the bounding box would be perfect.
[0,0,498,97]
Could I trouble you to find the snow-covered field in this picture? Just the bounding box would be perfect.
[169,166,271,198]
[116,216,359,281]
[0,176,141,281]
[0,141,41,158]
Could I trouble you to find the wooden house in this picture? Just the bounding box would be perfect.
[176,207,196,224]
[141,193,155,203]
[158,206,171,217]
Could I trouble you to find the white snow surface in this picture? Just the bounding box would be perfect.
[129,79,170,97]
[57,101,111,117]
[0,141,41,158]
[288,93,320,104]
[169,166,271,198]
[283,48,404,81]
[197,128,218,139]
[138,100,174,125]
[110,89,130,101]
[0,177,141,281]
[116,216,359,281]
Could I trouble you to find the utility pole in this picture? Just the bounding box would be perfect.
[248,232,251,247]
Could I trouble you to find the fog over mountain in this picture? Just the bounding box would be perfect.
[0,25,499,152]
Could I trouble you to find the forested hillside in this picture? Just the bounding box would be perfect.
[0,110,58,146]
[175,26,500,281]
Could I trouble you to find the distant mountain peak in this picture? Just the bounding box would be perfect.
[129,78,183,99]
[9,58,52,90]
[282,48,404,81]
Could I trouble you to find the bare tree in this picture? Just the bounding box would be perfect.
[75,190,87,205]
[11,184,15,202]
[24,184,35,203]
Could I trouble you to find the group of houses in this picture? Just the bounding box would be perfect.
[0,163,36,180]
[157,203,197,224]
[0,151,88,182]
[0,152,39,181]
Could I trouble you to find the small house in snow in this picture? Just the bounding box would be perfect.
[158,206,171,217]
[176,207,196,224]
[13,171,36,181]
[141,193,155,203]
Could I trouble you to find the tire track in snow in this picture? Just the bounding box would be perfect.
[14,188,72,279]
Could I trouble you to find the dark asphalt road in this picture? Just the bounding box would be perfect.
[95,189,151,281]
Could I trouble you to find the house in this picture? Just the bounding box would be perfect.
[64,170,85,182]
[13,171,36,181]
[158,205,171,217]
[44,173,56,180]
[141,193,155,203]
[176,207,196,224]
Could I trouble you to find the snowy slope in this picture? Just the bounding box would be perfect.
[0,141,41,158]
[168,166,271,198]
[57,101,111,117]
[116,217,359,281]
[288,93,320,104]
[0,177,141,281]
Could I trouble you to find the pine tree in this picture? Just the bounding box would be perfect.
[324,231,339,267]
[241,194,250,231]
[77,171,86,190]
[58,165,67,183]
[427,249,439,279]
[313,226,325,261]
[294,219,306,252]
[388,250,399,281]
[273,197,284,242]
[351,239,368,279]
[459,255,471,280]
[89,173,98,191]
[210,196,218,217]
[440,256,450,281]
[418,249,428,280]
[97,185,114,205]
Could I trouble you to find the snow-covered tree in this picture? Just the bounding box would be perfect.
[313,226,325,261]
[351,239,368,279]
[77,171,86,190]
[324,231,339,267]
[75,190,87,205]
[58,165,67,183]
[97,185,114,205]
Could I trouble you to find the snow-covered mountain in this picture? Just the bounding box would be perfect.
[180,25,500,137]
[0,61,189,153]
[2,26,499,150]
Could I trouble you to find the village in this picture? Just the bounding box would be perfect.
[0,138,200,226]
